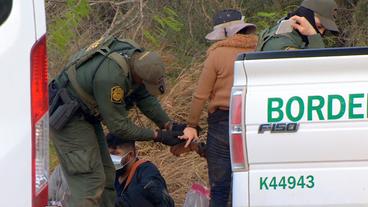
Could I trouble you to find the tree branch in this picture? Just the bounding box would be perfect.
[102,9,120,38]
[201,0,211,23]
[133,0,144,39]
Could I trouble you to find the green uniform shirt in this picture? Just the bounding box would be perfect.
[257,20,325,51]
[64,41,170,141]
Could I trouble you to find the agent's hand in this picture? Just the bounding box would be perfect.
[163,121,187,131]
[290,15,317,36]
[171,122,187,131]
[179,127,199,148]
[154,130,185,146]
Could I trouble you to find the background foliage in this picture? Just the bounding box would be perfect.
[46,0,368,205]
[46,0,368,76]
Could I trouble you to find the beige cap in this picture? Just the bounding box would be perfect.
[205,9,256,41]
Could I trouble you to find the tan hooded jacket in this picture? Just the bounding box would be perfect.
[187,34,258,127]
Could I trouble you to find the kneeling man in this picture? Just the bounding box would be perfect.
[107,133,175,207]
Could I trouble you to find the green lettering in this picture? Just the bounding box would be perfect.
[288,176,296,189]
[286,96,304,122]
[260,177,269,190]
[270,177,277,190]
[308,96,325,121]
[349,94,365,119]
[306,175,315,188]
[278,176,287,189]
[268,98,284,122]
[297,176,306,188]
[328,95,346,120]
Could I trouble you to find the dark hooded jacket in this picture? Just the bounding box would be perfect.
[115,161,175,207]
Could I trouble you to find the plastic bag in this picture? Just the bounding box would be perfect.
[48,164,71,207]
[183,183,210,207]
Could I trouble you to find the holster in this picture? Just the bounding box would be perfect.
[49,88,80,130]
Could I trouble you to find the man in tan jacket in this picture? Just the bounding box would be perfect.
[181,9,258,207]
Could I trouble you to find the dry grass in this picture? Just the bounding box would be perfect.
[49,57,210,205]
[132,60,209,205]
[47,2,213,204]
[47,0,368,205]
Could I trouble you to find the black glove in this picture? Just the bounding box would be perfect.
[171,122,202,134]
[154,130,185,146]
[171,122,187,131]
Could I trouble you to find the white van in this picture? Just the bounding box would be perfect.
[0,0,48,206]
[230,48,368,206]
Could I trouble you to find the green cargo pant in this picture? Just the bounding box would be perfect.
[50,114,116,207]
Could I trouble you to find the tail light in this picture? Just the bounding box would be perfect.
[31,35,49,206]
[229,88,247,171]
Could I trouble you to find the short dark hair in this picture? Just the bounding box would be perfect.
[106,133,135,150]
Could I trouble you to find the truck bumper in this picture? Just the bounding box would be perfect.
[232,171,249,207]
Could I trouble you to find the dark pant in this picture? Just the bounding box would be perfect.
[206,110,232,207]
[50,114,116,207]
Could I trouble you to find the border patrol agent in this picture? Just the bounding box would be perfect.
[49,37,183,207]
[257,0,340,51]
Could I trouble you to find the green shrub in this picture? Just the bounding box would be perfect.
[48,0,89,55]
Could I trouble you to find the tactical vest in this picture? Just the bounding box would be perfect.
[256,17,297,51]
[54,37,143,118]
[256,26,277,51]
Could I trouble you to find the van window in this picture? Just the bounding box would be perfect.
[0,0,12,26]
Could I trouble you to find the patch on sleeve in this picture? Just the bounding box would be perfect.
[111,86,124,103]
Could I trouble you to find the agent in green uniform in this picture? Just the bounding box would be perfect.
[257,0,339,51]
[49,37,183,207]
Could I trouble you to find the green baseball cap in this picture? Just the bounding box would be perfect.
[301,0,339,33]
[133,51,166,96]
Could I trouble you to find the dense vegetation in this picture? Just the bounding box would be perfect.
[46,0,368,76]
[46,0,368,204]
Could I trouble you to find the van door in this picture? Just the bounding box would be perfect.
[243,48,368,207]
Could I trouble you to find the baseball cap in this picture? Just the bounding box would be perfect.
[132,51,166,96]
[301,0,339,33]
[205,9,256,41]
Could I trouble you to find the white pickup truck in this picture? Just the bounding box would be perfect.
[230,47,368,207]
[0,0,48,206]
